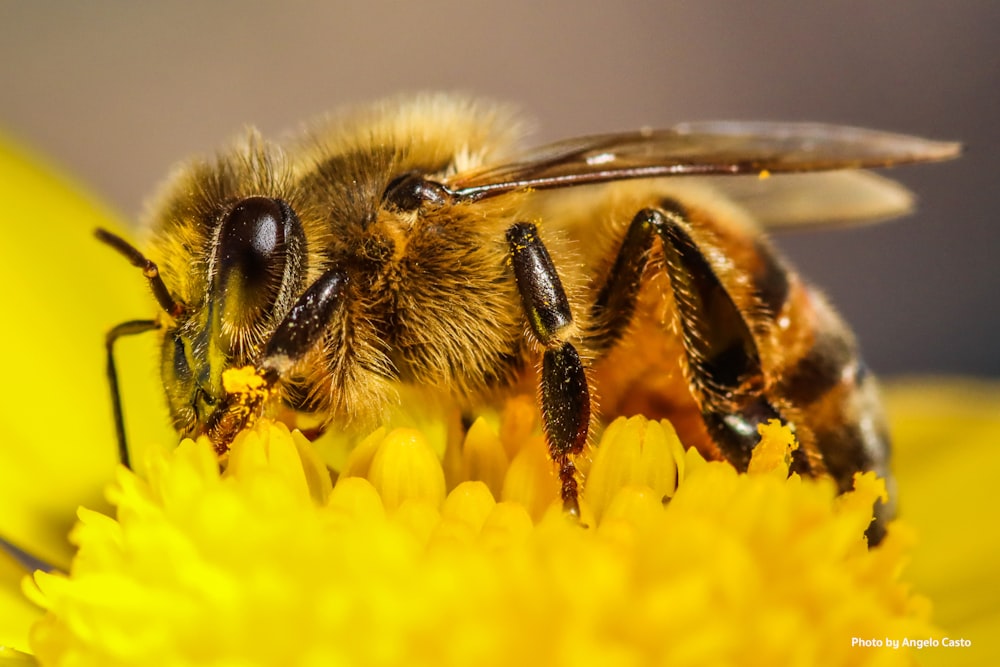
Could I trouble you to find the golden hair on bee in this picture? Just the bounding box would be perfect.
[99,93,958,544]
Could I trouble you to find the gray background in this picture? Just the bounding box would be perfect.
[1,1,996,379]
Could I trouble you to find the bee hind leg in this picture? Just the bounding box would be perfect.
[592,201,792,473]
[507,222,591,516]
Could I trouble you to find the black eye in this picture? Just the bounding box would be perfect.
[215,197,300,327]
[219,197,287,285]
[382,172,450,211]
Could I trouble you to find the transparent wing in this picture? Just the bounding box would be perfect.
[694,170,918,230]
[445,121,960,203]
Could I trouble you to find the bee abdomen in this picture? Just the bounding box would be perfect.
[747,236,791,319]
[779,328,859,407]
[773,288,893,541]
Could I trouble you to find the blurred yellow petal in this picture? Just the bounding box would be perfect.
[0,646,36,666]
[0,547,39,653]
[0,134,174,571]
[500,434,559,522]
[884,378,1000,667]
[460,418,509,500]
[441,481,497,532]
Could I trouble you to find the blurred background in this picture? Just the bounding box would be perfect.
[1,0,996,379]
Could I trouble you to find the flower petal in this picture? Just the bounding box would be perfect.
[25,415,937,666]
[0,135,174,570]
[585,416,685,522]
[884,378,1000,667]
[0,547,41,653]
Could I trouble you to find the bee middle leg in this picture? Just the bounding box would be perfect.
[591,201,794,473]
[507,222,591,515]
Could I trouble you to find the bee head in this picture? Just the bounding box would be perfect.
[160,196,307,438]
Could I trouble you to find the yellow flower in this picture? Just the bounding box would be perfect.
[1,133,997,667]
[18,415,924,667]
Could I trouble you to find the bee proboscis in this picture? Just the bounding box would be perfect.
[99,94,959,543]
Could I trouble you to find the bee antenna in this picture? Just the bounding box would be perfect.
[94,228,185,318]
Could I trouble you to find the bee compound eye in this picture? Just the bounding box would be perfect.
[219,197,287,279]
[214,197,300,325]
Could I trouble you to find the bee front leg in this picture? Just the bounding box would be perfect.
[593,202,792,473]
[260,268,350,376]
[507,222,590,516]
[207,268,350,448]
[105,318,161,468]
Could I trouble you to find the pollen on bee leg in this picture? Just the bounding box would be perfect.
[222,365,269,395]
[201,366,274,454]
[221,365,273,421]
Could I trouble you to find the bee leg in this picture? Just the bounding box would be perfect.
[205,268,350,449]
[593,202,783,472]
[105,319,161,468]
[259,268,350,380]
[507,222,590,516]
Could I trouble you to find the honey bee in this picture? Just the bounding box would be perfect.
[99,94,958,543]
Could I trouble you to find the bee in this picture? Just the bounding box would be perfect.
[99,94,958,543]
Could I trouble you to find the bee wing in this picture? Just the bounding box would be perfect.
[695,170,919,230]
[446,121,960,203]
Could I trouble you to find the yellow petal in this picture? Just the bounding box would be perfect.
[460,418,509,499]
[339,426,387,479]
[326,476,385,522]
[365,428,447,512]
[24,415,936,666]
[585,416,683,522]
[441,481,497,534]
[0,134,174,571]
[500,435,558,521]
[478,502,534,552]
[884,378,1000,667]
[0,646,36,665]
[0,548,41,653]
[225,421,333,506]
